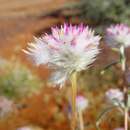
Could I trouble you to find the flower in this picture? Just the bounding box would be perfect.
[113,128,124,130]
[24,24,101,87]
[17,127,32,130]
[105,88,124,105]
[76,96,88,111]
[0,96,14,118]
[105,24,130,48]
[17,126,42,130]
[67,95,88,119]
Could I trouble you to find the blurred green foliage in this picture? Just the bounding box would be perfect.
[66,0,130,25]
[78,66,122,92]
[0,58,42,100]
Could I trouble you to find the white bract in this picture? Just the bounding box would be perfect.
[24,24,101,87]
[105,24,130,48]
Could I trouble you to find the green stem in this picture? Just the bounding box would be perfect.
[96,106,116,128]
[101,60,119,75]
[96,104,130,130]
[120,46,126,71]
[120,46,128,130]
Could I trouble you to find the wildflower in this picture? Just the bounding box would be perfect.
[24,24,101,87]
[17,126,42,130]
[76,96,88,112]
[17,127,32,130]
[0,58,42,99]
[113,128,124,130]
[105,24,130,48]
[0,96,14,118]
[105,88,124,105]
[17,126,33,130]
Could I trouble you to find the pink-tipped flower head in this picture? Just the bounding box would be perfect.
[76,96,88,111]
[24,24,101,87]
[0,96,14,118]
[105,24,130,48]
[105,88,124,106]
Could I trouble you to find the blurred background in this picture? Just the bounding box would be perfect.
[0,0,130,130]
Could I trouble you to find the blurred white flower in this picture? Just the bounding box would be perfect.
[76,96,88,111]
[105,88,124,106]
[17,126,42,130]
[113,128,124,130]
[0,96,14,118]
[105,24,130,48]
[17,126,32,130]
[24,24,101,87]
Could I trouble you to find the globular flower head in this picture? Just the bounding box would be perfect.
[76,95,88,112]
[105,88,124,105]
[0,96,14,118]
[24,24,101,87]
[105,24,130,48]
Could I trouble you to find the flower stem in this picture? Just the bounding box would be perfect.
[70,72,77,130]
[120,46,126,71]
[101,60,120,75]
[96,106,116,129]
[78,110,84,130]
[120,46,128,130]
[96,104,129,130]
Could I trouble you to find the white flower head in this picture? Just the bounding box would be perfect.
[0,96,14,118]
[24,24,101,87]
[17,126,42,130]
[105,24,130,48]
[76,96,88,111]
[105,88,124,106]
[17,126,32,130]
[114,128,124,130]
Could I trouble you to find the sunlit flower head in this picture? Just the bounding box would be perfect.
[24,24,101,87]
[76,96,88,111]
[105,24,130,48]
[105,88,124,105]
[0,96,14,118]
